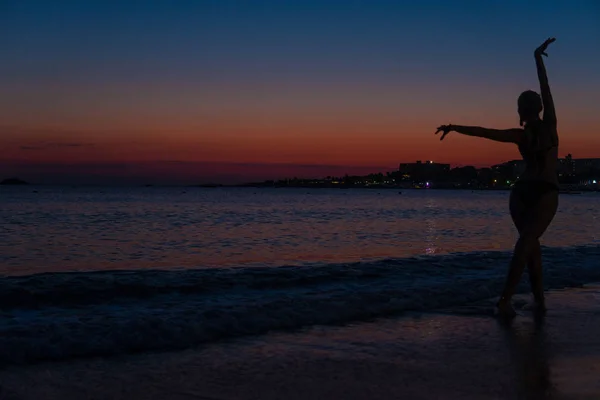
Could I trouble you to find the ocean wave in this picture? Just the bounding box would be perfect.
[1,245,599,365]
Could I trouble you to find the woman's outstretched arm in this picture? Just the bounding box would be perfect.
[435,125,523,143]
[535,38,557,125]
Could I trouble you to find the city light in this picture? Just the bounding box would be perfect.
[253,156,599,191]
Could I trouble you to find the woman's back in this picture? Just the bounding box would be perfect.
[517,119,559,185]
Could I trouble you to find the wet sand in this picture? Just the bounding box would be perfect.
[1,285,599,400]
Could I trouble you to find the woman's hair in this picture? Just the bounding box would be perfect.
[518,90,543,124]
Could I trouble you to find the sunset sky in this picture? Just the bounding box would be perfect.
[1,0,599,184]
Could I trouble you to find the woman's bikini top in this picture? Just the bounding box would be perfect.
[517,119,559,177]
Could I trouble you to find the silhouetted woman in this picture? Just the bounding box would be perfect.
[435,38,559,318]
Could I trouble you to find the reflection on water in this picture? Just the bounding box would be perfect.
[424,196,439,255]
[1,187,599,275]
[502,315,557,399]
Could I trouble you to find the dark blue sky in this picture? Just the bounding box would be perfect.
[3,0,599,86]
[1,0,599,184]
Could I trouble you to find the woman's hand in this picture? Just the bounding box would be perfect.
[535,38,556,58]
[435,124,454,141]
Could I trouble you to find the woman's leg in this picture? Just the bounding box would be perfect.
[528,240,546,308]
[502,189,526,317]
[498,189,558,317]
[508,188,546,309]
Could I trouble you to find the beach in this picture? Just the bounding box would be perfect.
[1,285,598,400]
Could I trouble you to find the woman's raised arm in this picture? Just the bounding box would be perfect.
[534,38,557,125]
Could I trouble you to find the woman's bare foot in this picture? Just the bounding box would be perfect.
[534,300,547,315]
[495,300,517,319]
[521,299,547,313]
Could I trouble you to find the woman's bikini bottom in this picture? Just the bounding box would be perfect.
[512,180,559,209]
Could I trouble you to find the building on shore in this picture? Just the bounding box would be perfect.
[398,160,450,183]
[492,155,600,179]
[572,157,600,175]
[491,160,526,180]
[557,153,576,176]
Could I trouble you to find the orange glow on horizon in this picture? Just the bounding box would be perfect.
[3,120,598,168]
[2,86,599,184]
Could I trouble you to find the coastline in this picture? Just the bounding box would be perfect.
[1,285,599,400]
[228,185,596,193]
[2,181,597,192]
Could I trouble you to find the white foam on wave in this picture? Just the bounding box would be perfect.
[1,245,599,365]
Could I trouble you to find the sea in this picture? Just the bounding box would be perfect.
[1,186,599,364]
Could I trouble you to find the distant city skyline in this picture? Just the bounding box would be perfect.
[1,1,599,184]
[3,155,599,186]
